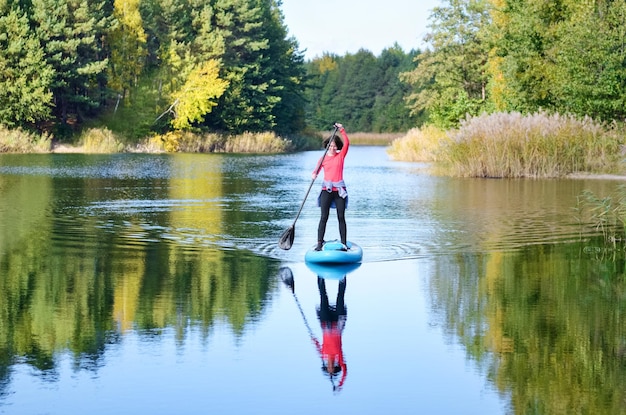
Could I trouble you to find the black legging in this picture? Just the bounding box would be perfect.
[317,190,347,244]
[317,277,347,324]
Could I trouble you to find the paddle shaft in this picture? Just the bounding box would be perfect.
[279,268,317,341]
[288,126,339,227]
[291,289,316,339]
[284,276,339,391]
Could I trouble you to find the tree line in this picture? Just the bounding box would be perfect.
[0,0,307,138]
[2,0,626,140]
[304,46,422,132]
[402,0,626,128]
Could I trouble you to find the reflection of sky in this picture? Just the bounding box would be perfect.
[7,260,507,414]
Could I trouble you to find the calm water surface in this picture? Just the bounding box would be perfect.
[1,147,625,414]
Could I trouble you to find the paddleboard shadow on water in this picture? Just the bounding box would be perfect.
[305,261,361,280]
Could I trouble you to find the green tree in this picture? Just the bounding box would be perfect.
[401,0,492,128]
[371,45,420,132]
[305,47,418,132]
[259,1,307,135]
[30,0,110,131]
[334,49,381,131]
[0,5,54,128]
[486,0,626,122]
[141,0,192,65]
[136,0,194,123]
[487,0,562,113]
[196,0,307,134]
[550,1,626,121]
[305,53,341,130]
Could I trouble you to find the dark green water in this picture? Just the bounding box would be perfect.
[1,148,625,414]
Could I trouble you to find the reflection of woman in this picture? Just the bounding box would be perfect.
[311,277,347,391]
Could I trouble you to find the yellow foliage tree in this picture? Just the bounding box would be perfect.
[315,54,338,74]
[170,60,229,130]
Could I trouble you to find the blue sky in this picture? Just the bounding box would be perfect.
[280,0,441,60]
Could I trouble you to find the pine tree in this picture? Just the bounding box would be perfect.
[305,54,340,130]
[0,5,54,128]
[30,0,110,130]
[371,45,420,132]
[195,0,306,134]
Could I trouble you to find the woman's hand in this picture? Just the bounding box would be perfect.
[334,122,344,130]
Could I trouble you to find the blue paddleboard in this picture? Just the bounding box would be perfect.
[304,240,363,264]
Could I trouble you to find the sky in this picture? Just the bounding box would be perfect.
[280,0,442,60]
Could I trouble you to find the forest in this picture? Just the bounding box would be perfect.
[1,0,626,142]
[401,0,626,129]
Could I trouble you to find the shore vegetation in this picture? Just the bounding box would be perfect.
[0,125,399,154]
[0,125,51,153]
[388,112,625,178]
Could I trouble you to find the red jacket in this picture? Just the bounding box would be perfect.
[313,128,350,183]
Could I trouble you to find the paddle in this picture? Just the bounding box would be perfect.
[278,125,339,250]
[278,267,316,337]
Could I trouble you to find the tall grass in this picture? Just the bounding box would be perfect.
[222,132,293,153]
[441,112,624,178]
[148,130,296,153]
[78,128,126,153]
[574,186,626,250]
[387,125,449,162]
[348,131,404,146]
[0,125,51,153]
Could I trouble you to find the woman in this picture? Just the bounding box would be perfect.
[312,123,350,251]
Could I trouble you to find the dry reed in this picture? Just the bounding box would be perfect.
[387,125,449,162]
[347,131,404,146]
[79,128,125,153]
[0,125,51,153]
[442,112,623,178]
[152,130,293,153]
[222,131,292,153]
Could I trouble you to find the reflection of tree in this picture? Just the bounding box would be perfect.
[0,232,278,382]
[429,242,626,414]
[0,154,280,386]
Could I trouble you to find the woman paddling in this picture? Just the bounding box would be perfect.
[312,123,350,251]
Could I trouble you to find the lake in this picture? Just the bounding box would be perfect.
[1,146,625,414]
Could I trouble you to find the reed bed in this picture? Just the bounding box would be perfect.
[148,130,295,153]
[387,125,449,162]
[0,125,51,153]
[78,128,126,153]
[347,131,404,146]
[442,112,623,178]
[574,186,626,249]
[221,132,293,153]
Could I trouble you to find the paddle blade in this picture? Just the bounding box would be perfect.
[278,225,295,250]
[278,267,294,292]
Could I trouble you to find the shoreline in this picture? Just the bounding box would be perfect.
[51,144,86,153]
[35,145,626,180]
